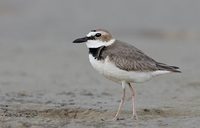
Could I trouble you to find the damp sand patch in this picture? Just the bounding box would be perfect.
[1,104,199,121]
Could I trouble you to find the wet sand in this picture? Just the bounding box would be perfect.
[0,38,200,128]
[1,1,200,128]
[1,103,200,128]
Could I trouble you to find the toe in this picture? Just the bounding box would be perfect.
[131,114,138,120]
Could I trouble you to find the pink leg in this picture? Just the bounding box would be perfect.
[128,83,138,120]
[113,81,126,120]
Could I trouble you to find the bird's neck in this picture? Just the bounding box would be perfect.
[86,39,115,48]
[89,46,105,60]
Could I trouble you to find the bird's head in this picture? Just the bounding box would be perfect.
[73,29,115,48]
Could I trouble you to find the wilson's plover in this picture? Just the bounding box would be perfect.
[73,29,181,120]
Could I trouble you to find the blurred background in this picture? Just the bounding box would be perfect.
[0,0,200,127]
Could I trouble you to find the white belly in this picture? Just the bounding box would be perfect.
[89,55,170,83]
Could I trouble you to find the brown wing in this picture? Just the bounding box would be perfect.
[101,40,159,72]
[101,40,180,72]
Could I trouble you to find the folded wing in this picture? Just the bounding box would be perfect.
[101,40,181,73]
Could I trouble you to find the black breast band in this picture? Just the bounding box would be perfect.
[89,46,105,60]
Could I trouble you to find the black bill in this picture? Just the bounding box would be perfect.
[73,37,89,43]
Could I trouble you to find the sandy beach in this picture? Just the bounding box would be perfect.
[0,1,200,128]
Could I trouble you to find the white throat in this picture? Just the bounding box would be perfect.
[86,39,115,48]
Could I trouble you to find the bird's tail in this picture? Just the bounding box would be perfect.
[156,62,181,73]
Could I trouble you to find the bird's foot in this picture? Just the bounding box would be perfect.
[112,116,119,121]
[131,114,138,120]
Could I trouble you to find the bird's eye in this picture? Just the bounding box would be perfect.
[95,33,101,37]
